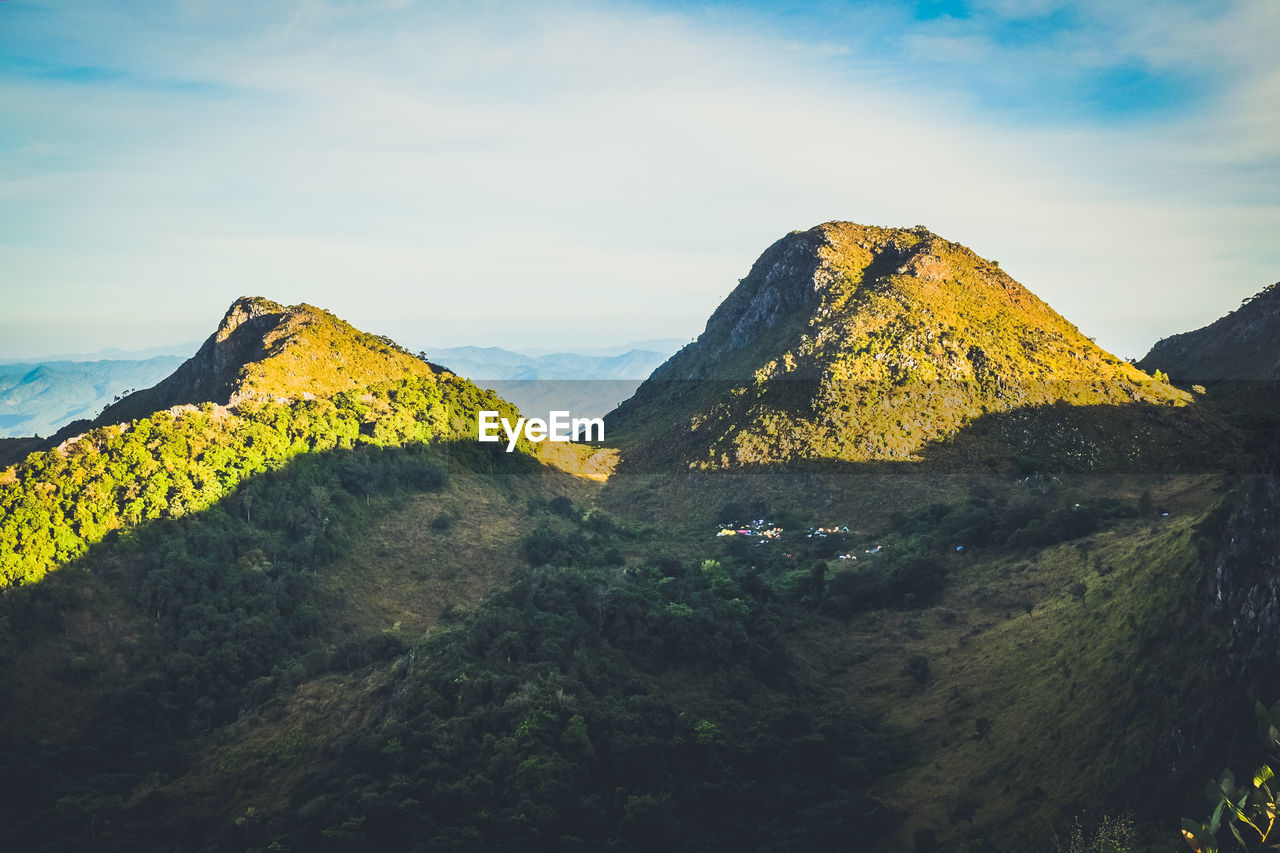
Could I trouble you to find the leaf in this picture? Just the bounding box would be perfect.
[1182,818,1219,853]
[1211,799,1225,834]
[1258,765,1277,788]
[1182,819,1223,850]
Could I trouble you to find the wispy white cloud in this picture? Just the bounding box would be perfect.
[0,0,1276,360]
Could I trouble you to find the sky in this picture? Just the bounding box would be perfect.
[1,0,1277,361]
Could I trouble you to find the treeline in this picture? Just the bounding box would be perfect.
[0,375,512,588]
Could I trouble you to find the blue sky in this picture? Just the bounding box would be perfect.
[1,0,1277,360]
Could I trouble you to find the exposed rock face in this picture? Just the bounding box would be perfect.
[88,297,289,424]
[1209,450,1280,661]
[1140,283,1280,381]
[722,228,829,352]
[204,297,289,385]
[611,221,1195,468]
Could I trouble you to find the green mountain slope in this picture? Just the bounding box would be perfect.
[0,298,910,851]
[608,222,1196,469]
[0,297,518,589]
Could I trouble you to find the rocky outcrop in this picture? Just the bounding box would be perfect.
[87,297,288,425]
[721,228,830,352]
[1209,447,1280,661]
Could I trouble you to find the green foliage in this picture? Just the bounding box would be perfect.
[0,374,512,589]
[1182,700,1280,852]
[1064,813,1136,853]
[236,510,905,851]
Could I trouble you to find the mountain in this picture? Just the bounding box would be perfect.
[0,296,525,589]
[89,296,445,427]
[420,344,673,381]
[1140,282,1280,381]
[0,356,184,438]
[3,271,1277,852]
[0,342,197,364]
[608,222,1194,469]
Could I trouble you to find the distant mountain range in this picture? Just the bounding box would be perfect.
[0,342,197,364]
[418,343,679,380]
[0,356,184,438]
[0,337,683,439]
[413,343,682,421]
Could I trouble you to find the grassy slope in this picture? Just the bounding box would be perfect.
[324,455,604,637]
[593,461,1225,851]
[795,474,1222,851]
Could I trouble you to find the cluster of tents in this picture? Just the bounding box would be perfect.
[716,519,783,542]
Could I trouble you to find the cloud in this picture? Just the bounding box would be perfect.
[0,0,1276,361]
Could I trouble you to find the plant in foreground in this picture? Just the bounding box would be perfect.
[1182,701,1280,852]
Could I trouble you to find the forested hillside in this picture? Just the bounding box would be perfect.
[0,375,513,589]
[1,260,1277,852]
[0,297,912,852]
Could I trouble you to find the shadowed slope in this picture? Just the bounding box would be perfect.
[1140,282,1280,382]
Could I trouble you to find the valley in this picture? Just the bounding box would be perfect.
[0,224,1277,852]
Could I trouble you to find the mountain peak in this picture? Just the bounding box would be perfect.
[660,222,1052,383]
[85,297,439,427]
[611,221,1192,468]
[215,296,287,343]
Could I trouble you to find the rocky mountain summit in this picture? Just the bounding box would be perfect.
[609,222,1194,467]
[75,297,444,431]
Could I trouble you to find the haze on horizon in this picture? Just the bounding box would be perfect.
[2,0,1277,362]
